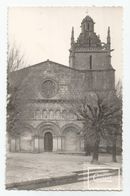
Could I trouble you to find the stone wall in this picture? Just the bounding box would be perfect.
[9,119,84,153]
[74,50,111,70]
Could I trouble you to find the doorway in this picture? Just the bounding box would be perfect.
[44,132,53,152]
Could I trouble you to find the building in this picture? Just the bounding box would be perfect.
[8,15,115,153]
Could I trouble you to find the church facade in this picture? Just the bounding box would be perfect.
[8,15,115,153]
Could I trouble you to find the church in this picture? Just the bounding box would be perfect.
[8,15,115,153]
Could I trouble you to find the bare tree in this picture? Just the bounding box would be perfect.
[7,44,25,73]
[7,44,26,138]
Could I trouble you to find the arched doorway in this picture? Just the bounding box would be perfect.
[44,132,53,152]
[37,122,61,152]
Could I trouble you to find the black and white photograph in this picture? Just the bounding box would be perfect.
[6,6,123,191]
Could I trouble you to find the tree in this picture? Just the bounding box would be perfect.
[7,45,25,138]
[7,44,25,73]
[63,88,122,163]
[108,81,122,162]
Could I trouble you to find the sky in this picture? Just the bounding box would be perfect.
[8,7,123,82]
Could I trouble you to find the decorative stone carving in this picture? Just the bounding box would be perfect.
[41,79,58,98]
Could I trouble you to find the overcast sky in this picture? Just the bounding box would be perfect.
[8,7,123,82]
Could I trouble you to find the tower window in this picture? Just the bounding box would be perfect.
[88,37,91,47]
[88,23,90,30]
[90,55,92,69]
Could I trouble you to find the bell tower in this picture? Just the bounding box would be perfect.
[69,15,114,71]
[81,15,94,33]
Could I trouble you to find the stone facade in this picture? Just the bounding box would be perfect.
[8,15,115,153]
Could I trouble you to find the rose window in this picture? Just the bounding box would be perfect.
[41,80,57,98]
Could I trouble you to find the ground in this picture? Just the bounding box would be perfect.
[6,152,122,190]
[37,175,122,190]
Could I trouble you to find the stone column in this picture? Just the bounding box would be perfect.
[15,137,20,152]
[10,138,16,152]
[57,136,62,151]
[39,136,44,153]
[61,136,65,151]
[6,134,10,153]
[33,136,39,153]
[53,136,58,152]
[80,136,85,151]
[76,135,81,152]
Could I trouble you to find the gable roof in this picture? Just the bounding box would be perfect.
[12,59,82,73]
[9,60,82,88]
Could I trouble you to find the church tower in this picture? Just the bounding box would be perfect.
[69,15,113,71]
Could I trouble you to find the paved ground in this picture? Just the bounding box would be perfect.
[37,175,122,190]
[6,152,122,186]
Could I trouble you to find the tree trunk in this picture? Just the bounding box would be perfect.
[92,137,100,163]
[112,136,117,162]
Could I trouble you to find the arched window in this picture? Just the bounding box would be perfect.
[69,110,74,119]
[56,110,60,119]
[35,109,41,119]
[42,109,47,119]
[62,110,67,119]
[90,55,92,69]
[87,23,90,31]
[29,110,35,119]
